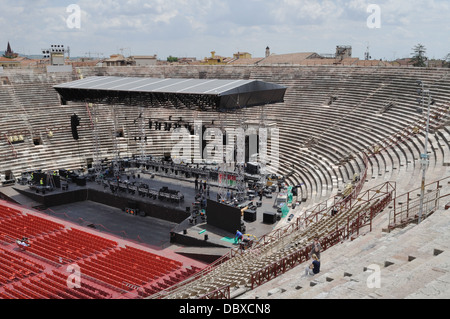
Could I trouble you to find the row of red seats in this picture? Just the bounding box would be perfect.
[0,214,64,243]
[80,261,136,291]
[0,260,38,283]
[1,286,31,299]
[25,277,73,299]
[0,207,21,220]
[26,244,65,264]
[99,249,175,279]
[39,281,73,299]
[22,214,65,230]
[56,229,117,252]
[1,248,45,270]
[0,271,111,299]
[27,228,118,264]
[114,247,182,272]
[140,266,202,297]
[83,257,150,288]
[0,268,14,284]
[0,206,65,233]
[69,228,117,248]
[124,245,183,267]
[0,291,13,299]
[66,247,182,292]
[0,221,42,243]
[114,251,180,272]
[0,249,44,285]
[7,215,64,233]
[0,204,21,215]
[84,255,188,293]
[43,231,108,257]
[28,234,86,263]
[12,283,49,299]
[102,255,167,280]
[51,270,112,299]
[36,273,100,299]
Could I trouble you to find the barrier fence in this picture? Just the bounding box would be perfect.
[388,176,450,232]
[248,181,395,290]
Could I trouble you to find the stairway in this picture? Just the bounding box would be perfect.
[237,203,450,299]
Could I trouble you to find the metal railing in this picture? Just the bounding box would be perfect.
[249,181,395,290]
[388,176,449,231]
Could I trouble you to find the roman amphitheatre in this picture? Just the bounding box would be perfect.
[0,54,449,299]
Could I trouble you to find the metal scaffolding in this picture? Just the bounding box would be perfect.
[90,103,103,181]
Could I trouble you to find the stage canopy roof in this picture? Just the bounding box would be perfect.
[54,76,287,111]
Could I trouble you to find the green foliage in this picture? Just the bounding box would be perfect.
[444,54,450,68]
[167,56,178,63]
[410,44,427,67]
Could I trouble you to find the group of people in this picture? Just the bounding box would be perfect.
[195,178,210,199]
[194,178,208,192]
[304,236,321,277]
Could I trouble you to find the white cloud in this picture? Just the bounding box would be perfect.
[274,0,345,22]
[0,0,448,60]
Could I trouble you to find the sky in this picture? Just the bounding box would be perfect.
[1,0,449,61]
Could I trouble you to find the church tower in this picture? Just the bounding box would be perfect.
[4,42,18,59]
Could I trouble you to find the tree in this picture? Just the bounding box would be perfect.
[444,53,450,68]
[410,44,427,67]
[167,56,178,63]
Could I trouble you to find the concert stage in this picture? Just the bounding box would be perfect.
[1,170,289,263]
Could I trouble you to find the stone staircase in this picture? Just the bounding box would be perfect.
[238,201,450,299]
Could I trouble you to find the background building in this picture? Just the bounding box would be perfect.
[131,55,157,67]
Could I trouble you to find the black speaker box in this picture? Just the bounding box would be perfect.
[263,212,277,224]
[244,209,257,222]
[75,177,86,186]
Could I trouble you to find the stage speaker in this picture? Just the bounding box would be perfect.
[164,152,171,161]
[263,212,277,224]
[244,209,257,222]
[246,162,259,175]
[71,114,80,140]
[127,200,138,209]
[201,125,207,159]
[75,177,86,186]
